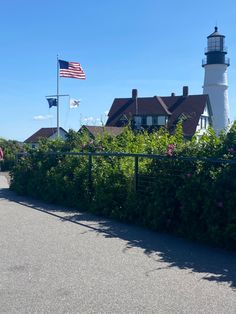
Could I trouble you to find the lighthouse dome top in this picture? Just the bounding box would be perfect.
[202,26,229,68]
[207,26,225,38]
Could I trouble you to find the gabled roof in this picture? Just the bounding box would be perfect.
[80,125,124,138]
[106,96,171,126]
[106,89,212,137]
[24,127,67,143]
[163,94,210,136]
[207,26,224,38]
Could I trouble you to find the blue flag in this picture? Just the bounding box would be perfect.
[47,98,57,108]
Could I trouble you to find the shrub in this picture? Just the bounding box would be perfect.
[0,138,22,171]
[10,123,236,250]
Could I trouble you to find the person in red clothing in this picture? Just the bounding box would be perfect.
[0,147,3,161]
[0,147,3,171]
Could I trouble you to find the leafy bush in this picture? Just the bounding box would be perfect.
[10,124,236,250]
[0,138,22,171]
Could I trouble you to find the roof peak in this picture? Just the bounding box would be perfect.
[207,26,224,38]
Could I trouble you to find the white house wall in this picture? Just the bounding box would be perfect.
[50,129,67,140]
[196,103,210,136]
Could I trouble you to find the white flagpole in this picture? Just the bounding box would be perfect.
[57,55,60,138]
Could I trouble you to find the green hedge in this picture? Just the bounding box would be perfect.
[0,138,22,171]
[10,124,236,250]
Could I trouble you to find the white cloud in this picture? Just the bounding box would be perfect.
[81,116,102,125]
[33,114,53,120]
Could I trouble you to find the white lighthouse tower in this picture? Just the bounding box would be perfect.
[202,27,230,133]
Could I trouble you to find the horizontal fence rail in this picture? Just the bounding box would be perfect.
[16,151,236,194]
[16,151,236,164]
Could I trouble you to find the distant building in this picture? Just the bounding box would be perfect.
[202,27,230,133]
[106,87,212,138]
[79,125,124,139]
[24,127,67,148]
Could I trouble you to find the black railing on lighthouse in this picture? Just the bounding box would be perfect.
[202,57,230,67]
[204,47,228,53]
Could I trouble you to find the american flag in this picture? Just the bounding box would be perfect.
[59,60,86,79]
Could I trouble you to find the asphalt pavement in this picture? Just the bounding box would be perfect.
[0,174,236,313]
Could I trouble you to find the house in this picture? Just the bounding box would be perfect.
[79,125,124,139]
[106,87,213,138]
[24,127,68,148]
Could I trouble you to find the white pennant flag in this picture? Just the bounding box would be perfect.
[70,98,80,108]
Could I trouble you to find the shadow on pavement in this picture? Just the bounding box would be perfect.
[1,186,236,290]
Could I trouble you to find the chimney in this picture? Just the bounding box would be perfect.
[132,89,138,99]
[171,92,175,97]
[183,86,189,96]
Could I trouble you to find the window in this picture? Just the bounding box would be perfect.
[152,116,167,126]
[134,116,141,126]
[141,116,147,125]
[152,116,158,125]
[208,37,222,51]
[147,116,152,126]
[200,116,208,129]
[158,116,166,125]
[134,116,147,127]
[134,115,167,127]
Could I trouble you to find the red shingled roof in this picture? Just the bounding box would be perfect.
[80,125,124,138]
[163,95,210,136]
[106,96,171,126]
[24,127,67,143]
[106,90,212,137]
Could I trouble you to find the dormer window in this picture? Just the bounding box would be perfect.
[147,116,152,126]
[158,116,167,125]
[134,116,141,126]
[141,116,147,125]
[134,115,168,128]
[153,116,167,126]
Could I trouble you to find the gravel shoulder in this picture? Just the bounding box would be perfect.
[0,171,10,185]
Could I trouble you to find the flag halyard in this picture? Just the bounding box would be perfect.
[59,60,86,79]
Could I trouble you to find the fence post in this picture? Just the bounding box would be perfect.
[88,154,92,195]
[134,156,139,192]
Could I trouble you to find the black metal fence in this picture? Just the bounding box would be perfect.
[17,151,236,194]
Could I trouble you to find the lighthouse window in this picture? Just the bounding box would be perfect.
[208,37,221,51]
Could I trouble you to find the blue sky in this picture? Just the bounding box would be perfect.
[0,0,236,141]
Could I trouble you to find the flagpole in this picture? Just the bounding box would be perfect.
[57,55,60,138]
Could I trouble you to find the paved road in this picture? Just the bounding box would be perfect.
[0,175,236,313]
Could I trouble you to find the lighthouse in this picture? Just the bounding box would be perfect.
[202,27,230,133]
